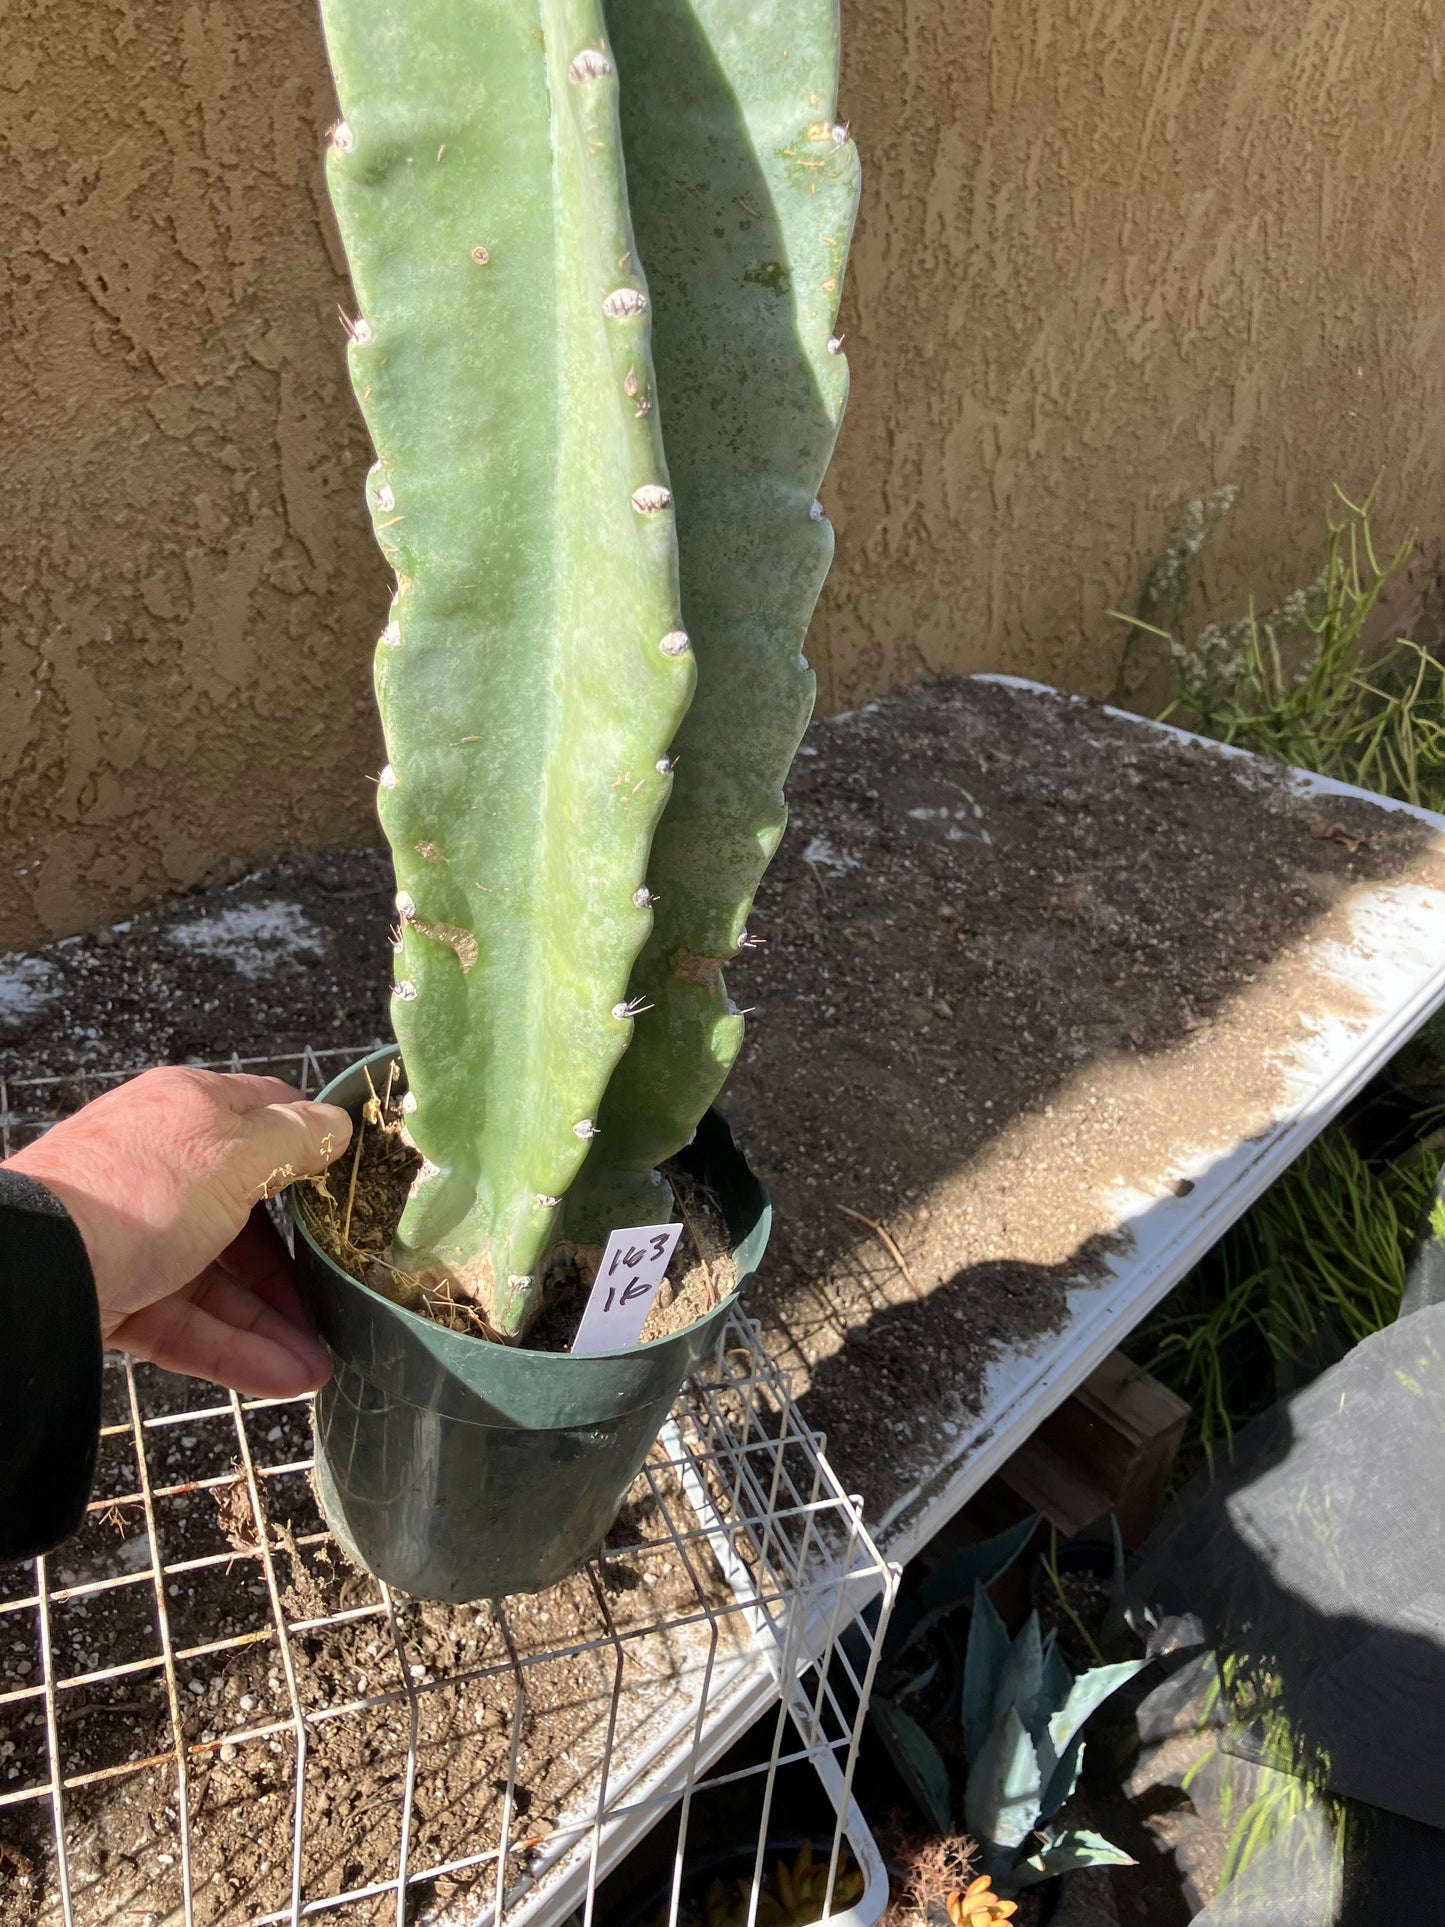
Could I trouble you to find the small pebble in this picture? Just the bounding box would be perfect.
[266,1425,283,1443]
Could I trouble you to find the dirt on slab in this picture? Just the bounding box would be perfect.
[4,676,1444,1529]
[720,677,1445,1522]
[0,1360,742,1927]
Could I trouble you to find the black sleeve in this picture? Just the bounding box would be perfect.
[0,1170,102,1563]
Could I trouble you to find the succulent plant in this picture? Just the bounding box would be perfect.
[960,1589,1144,1893]
[689,1842,863,1927]
[319,0,857,1338]
[946,1875,1017,1924]
[868,1519,1143,1896]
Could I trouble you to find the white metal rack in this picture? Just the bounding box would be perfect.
[0,1050,898,1927]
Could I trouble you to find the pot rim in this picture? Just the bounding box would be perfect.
[287,1042,758,1368]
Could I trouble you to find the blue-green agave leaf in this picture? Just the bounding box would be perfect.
[1013,1828,1138,1886]
[871,1698,952,1834]
[963,1580,1011,1768]
[965,1704,1043,1865]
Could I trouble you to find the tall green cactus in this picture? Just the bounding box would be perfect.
[322,0,694,1335]
[321,0,856,1338]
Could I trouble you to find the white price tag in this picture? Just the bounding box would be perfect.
[571,1221,684,1355]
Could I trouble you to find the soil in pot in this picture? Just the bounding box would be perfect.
[1032,1541,1117,1671]
[295,1062,735,1350]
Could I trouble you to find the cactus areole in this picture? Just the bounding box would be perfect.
[321,0,857,1341]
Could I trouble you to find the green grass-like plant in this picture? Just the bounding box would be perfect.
[1131,1124,1437,1468]
[1115,487,1445,1467]
[1114,486,1445,813]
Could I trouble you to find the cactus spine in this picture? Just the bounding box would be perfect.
[322,0,856,1338]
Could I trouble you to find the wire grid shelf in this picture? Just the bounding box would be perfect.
[0,1049,899,1927]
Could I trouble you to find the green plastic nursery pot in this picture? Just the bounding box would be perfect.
[288,1047,770,1603]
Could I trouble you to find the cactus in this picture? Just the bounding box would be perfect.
[321,0,855,1337]
[569,2,861,1233]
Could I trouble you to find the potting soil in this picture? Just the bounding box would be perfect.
[297,1077,734,1349]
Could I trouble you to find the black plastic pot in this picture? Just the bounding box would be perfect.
[1021,1876,1064,1925]
[289,1045,769,1602]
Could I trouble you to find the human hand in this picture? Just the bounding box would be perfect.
[5,1068,352,1398]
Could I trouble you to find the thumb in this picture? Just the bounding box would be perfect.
[237,1100,354,1198]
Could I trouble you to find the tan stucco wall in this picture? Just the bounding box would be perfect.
[4,0,1443,947]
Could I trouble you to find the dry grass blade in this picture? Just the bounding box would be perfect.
[837,1201,923,1297]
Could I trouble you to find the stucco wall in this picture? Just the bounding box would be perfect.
[3,0,1443,947]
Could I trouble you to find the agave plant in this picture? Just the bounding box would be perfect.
[320,0,858,1339]
[868,1519,1143,1896]
[960,1588,1144,1893]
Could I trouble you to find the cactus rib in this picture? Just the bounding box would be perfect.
[321,0,693,1334]
[570,0,861,1230]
